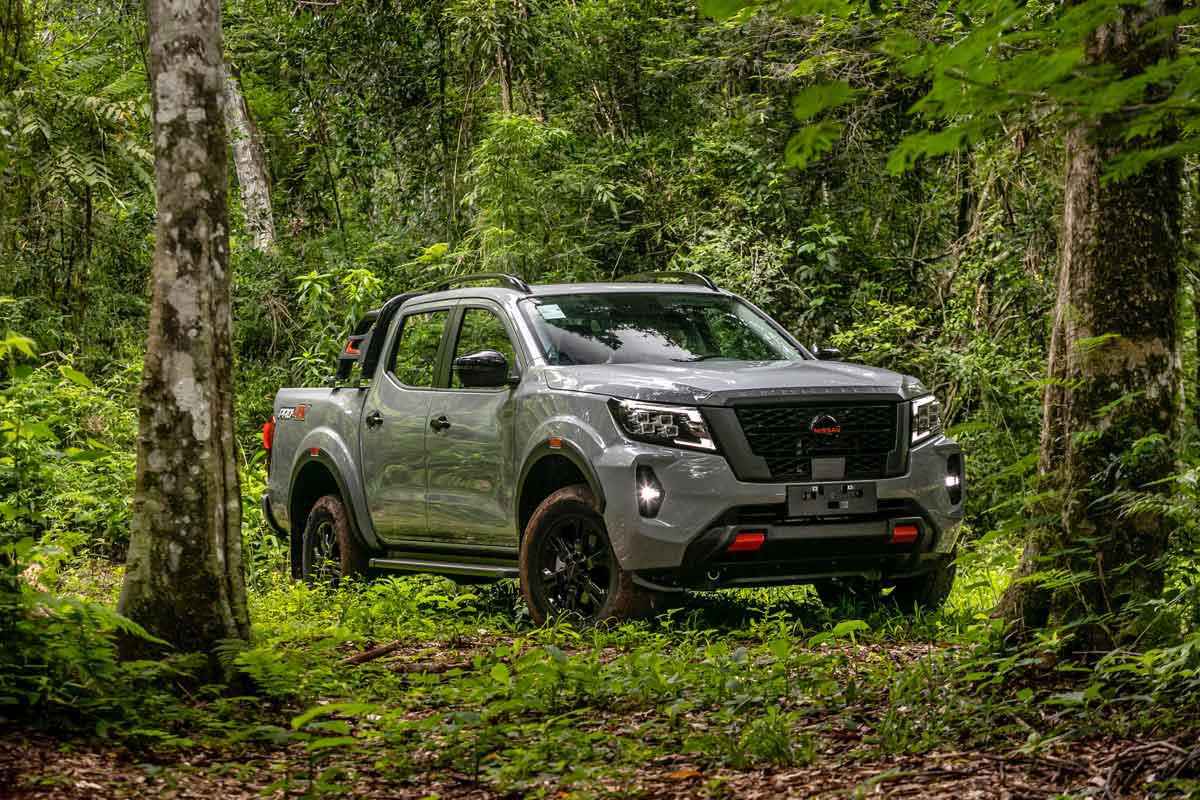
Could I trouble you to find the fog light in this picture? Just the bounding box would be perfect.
[727,531,766,553]
[945,453,964,506]
[636,465,664,517]
[890,523,919,544]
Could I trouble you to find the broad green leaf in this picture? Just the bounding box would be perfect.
[697,0,753,19]
[292,702,377,730]
[785,121,843,168]
[888,128,969,174]
[831,619,870,638]
[67,449,108,462]
[2,332,35,357]
[792,82,858,123]
[59,365,94,387]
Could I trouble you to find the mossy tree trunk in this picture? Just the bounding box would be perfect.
[996,2,1182,652]
[118,0,250,661]
[221,60,276,253]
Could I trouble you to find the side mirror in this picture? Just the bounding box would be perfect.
[812,345,842,361]
[453,350,514,388]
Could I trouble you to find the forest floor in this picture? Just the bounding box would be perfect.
[6,705,1198,798]
[5,681,1198,799]
[4,563,1199,799]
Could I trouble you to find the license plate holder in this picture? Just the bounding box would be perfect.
[787,482,878,517]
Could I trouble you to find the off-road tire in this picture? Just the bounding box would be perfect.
[520,484,659,625]
[888,552,957,612]
[301,494,369,587]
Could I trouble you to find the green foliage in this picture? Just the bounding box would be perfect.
[705,0,1200,180]
[0,341,184,731]
[2,0,1199,790]
[0,356,136,557]
[13,564,1190,794]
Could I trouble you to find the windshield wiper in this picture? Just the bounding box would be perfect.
[670,355,729,363]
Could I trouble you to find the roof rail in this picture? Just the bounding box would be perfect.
[425,273,532,294]
[622,271,719,291]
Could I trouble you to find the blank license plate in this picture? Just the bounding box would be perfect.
[787,483,878,517]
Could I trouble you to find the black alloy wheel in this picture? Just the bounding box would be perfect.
[536,513,613,617]
[300,494,368,588]
[310,517,342,586]
[520,484,659,625]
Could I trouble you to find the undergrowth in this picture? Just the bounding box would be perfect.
[5,554,1198,797]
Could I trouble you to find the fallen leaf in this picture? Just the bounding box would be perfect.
[666,768,702,781]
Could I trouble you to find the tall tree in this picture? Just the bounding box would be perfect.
[705,0,1192,651]
[989,2,1183,649]
[222,61,276,252]
[119,0,250,659]
[998,88,1181,649]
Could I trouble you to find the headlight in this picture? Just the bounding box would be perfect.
[609,399,716,452]
[910,395,943,446]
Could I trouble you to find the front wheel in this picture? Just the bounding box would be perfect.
[520,485,658,625]
[301,494,368,587]
[889,552,957,612]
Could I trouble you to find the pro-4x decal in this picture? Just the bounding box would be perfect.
[277,404,308,421]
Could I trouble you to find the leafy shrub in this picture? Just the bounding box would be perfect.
[1,358,136,557]
[0,549,170,728]
[830,299,1042,536]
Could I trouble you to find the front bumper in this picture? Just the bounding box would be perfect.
[596,435,963,587]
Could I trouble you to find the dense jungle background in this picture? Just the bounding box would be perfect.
[3,0,1200,796]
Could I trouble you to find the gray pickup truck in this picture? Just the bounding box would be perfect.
[261,272,964,623]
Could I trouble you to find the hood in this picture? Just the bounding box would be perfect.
[542,359,925,406]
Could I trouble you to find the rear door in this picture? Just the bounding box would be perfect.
[359,304,453,543]
[425,303,523,547]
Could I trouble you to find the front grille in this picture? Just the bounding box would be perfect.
[735,402,900,481]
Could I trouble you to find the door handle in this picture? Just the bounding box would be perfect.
[365,410,383,429]
[430,415,451,432]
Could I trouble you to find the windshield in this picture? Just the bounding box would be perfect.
[521,292,806,366]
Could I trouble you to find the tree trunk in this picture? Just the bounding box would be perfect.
[996,3,1182,653]
[1192,169,1200,433]
[496,47,513,114]
[1194,276,1200,432]
[221,61,276,252]
[0,0,26,92]
[119,0,250,664]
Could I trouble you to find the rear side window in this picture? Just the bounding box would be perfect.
[389,309,448,387]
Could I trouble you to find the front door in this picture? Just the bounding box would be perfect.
[359,306,450,544]
[426,304,521,547]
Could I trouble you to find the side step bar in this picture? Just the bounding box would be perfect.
[369,557,519,580]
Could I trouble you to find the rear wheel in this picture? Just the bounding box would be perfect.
[301,494,368,587]
[813,577,879,612]
[520,485,659,625]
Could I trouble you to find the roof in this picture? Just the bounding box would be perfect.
[530,282,720,296]
[413,281,724,304]
[390,272,725,309]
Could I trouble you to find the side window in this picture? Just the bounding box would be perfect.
[451,308,517,389]
[389,309,449,387]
